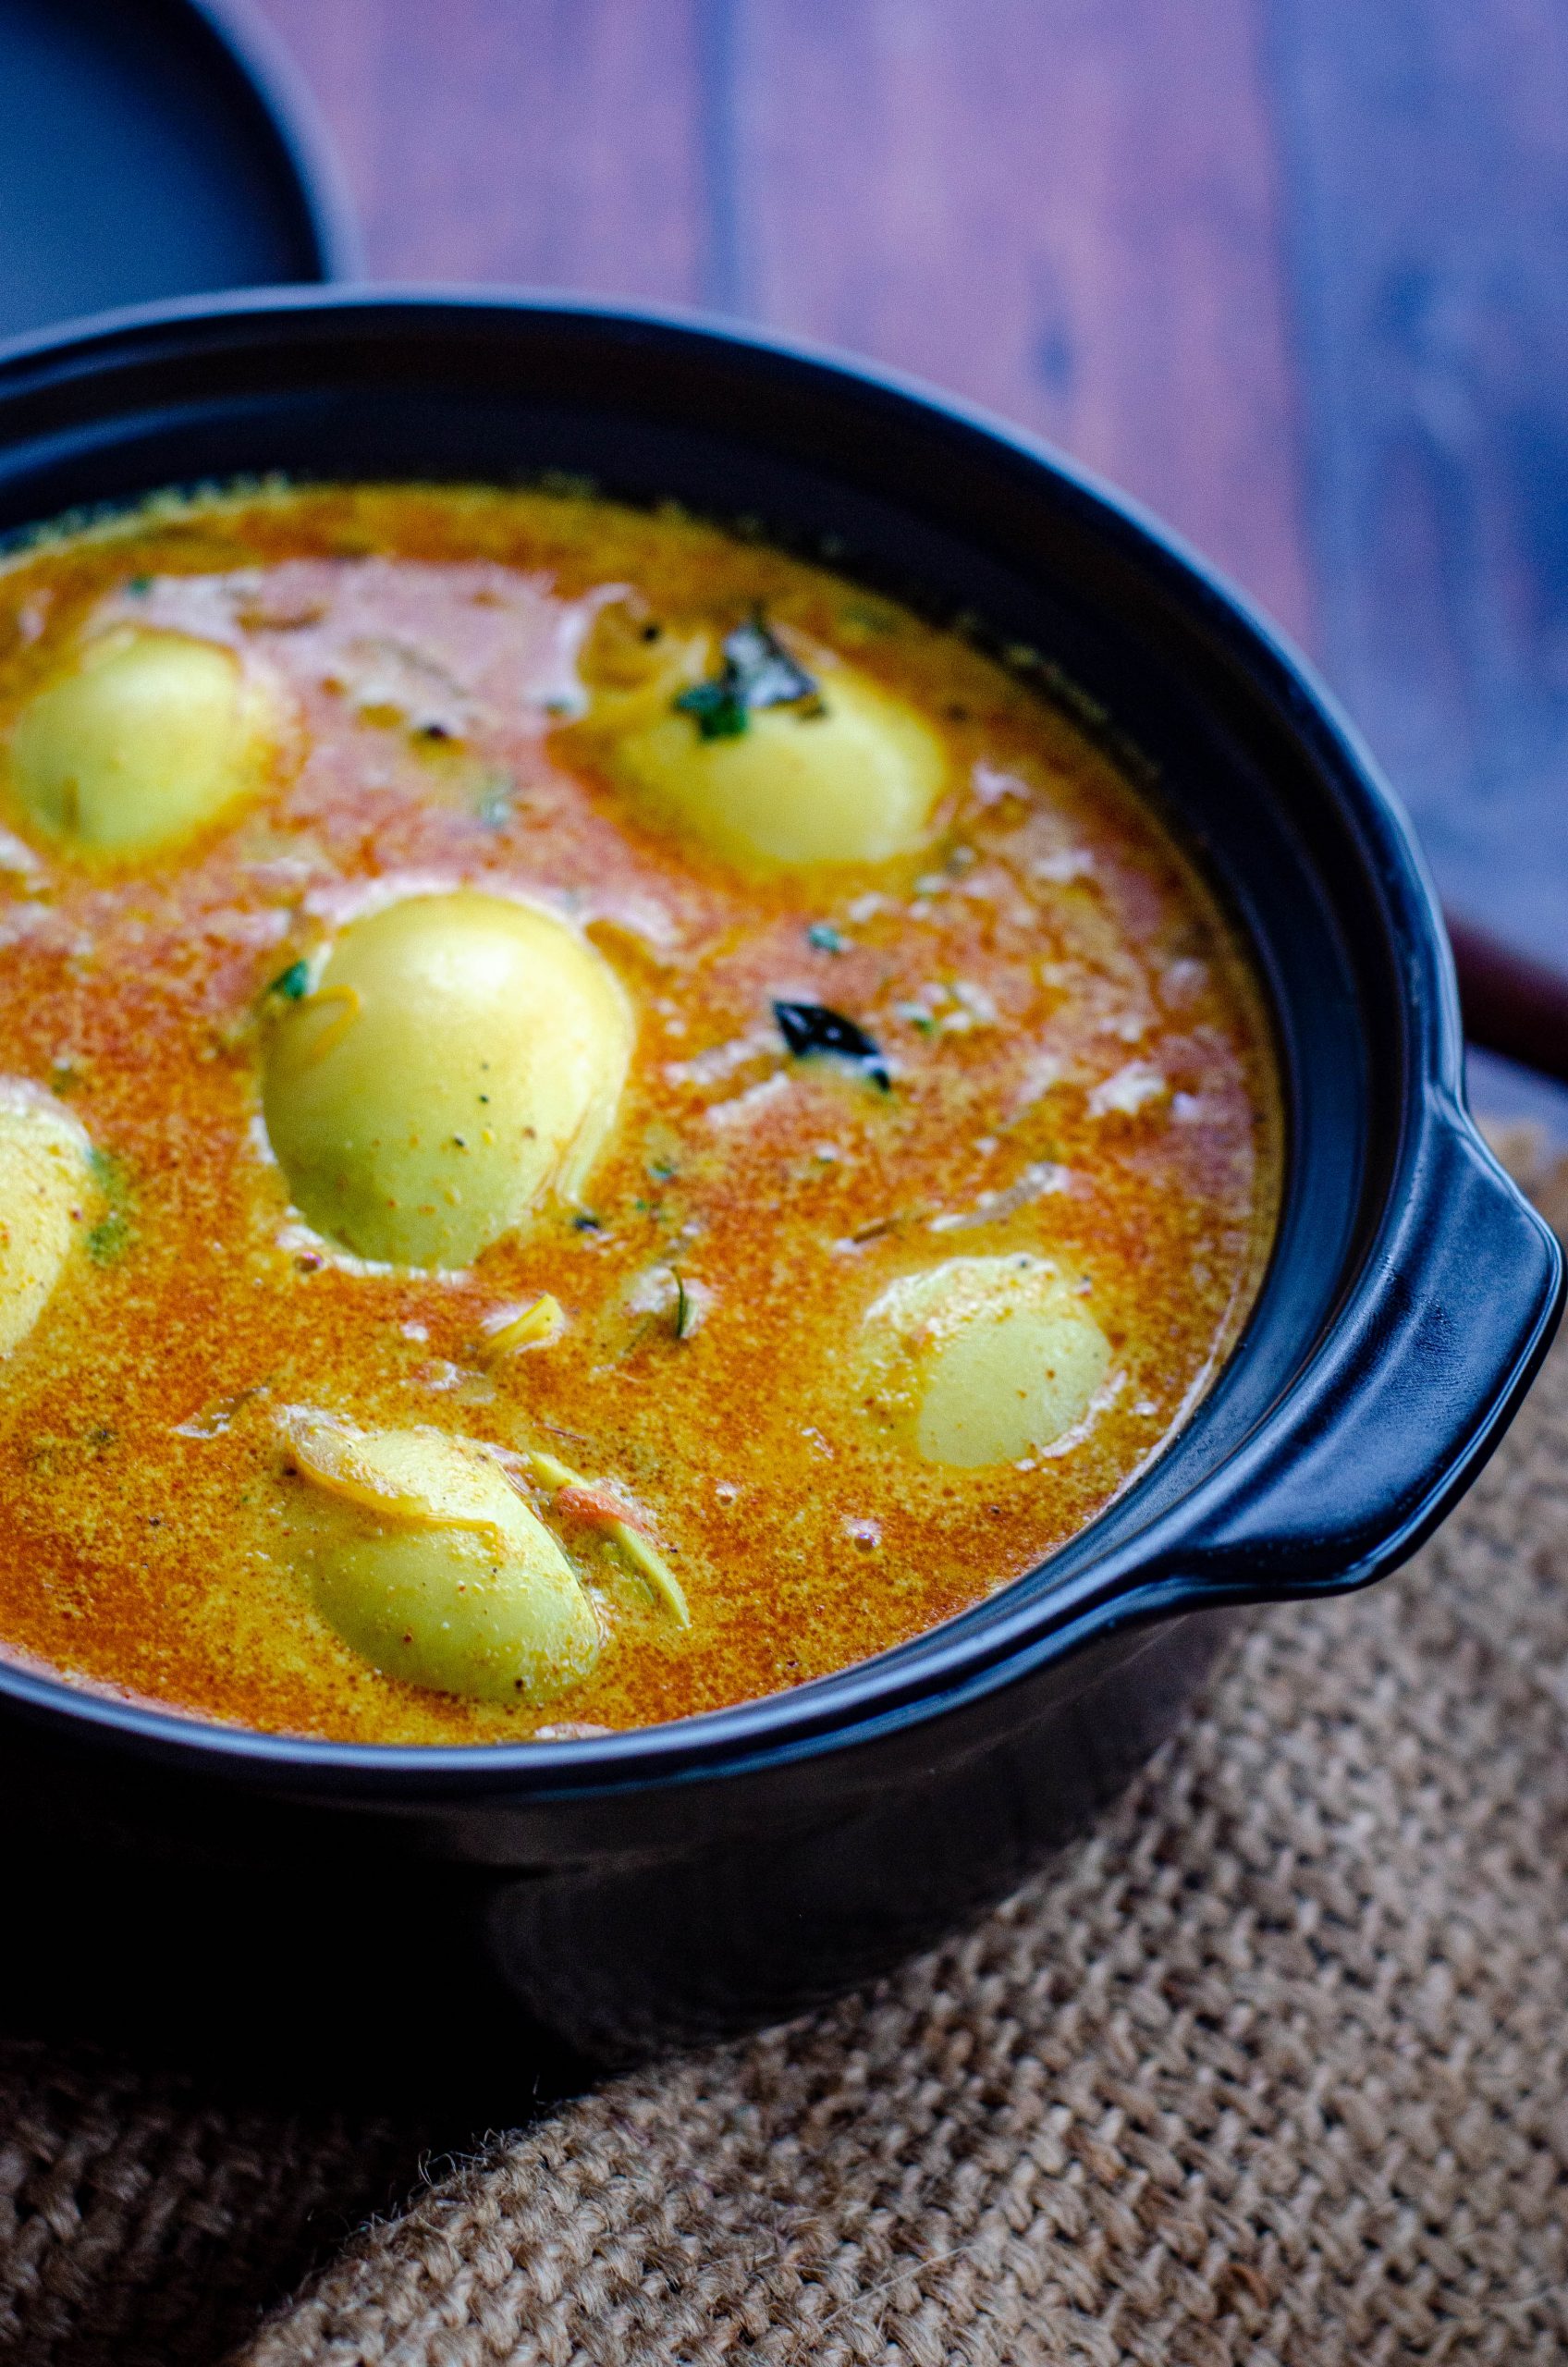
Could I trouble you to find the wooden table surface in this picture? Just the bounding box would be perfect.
[254,0,1568,1112]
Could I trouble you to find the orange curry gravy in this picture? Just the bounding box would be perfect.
[0,484,1280,1743]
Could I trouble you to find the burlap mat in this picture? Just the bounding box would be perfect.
[2,1138,1565,2366]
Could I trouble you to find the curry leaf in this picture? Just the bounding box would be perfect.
[675,615,821,740]
[675,678,749,739]
[87,1211,130,1267]
[773,1000,890,1091]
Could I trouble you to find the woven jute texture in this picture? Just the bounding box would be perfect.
[2,1143,1566,2366]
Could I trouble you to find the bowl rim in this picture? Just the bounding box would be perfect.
[0,284,1537,1796]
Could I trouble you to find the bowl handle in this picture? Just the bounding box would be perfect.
[1173,1104,1563,1599]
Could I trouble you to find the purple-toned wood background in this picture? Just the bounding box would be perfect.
[255,1,1313,631]
[253,0,1568,1107]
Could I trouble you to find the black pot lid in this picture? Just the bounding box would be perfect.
[0,0,356,342]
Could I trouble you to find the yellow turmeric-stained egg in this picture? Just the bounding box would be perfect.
[0,1085,92,1359]
[6,625,281,859]
[262,890,633,1269]
[860,1254,1111,1468]
[608,651,946,868]
[278,1409,600,1704]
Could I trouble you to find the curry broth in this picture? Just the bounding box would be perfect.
[0,484,1279,1742]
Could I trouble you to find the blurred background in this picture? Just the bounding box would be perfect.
[247,0,1568,1134]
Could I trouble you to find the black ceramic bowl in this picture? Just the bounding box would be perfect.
[0,292,1559,2065]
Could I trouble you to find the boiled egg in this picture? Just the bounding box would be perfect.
[278,1409,599,1704]
[0,1085,92,1357]
[6,626,281,858]
[262,890,632,1269]
[860,1253,1110,1467]
[592,616,945,868]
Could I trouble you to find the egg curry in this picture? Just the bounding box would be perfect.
[0,484,1279,1744]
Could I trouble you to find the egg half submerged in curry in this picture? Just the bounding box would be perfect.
[261,889,633,1270]
[8,622,288,857]
[0,485,1280,1742]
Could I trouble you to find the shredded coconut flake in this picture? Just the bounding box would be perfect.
[1088,1061,1167,1118]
